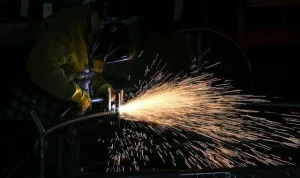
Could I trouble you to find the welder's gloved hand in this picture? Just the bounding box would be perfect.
[71,84,92,113]
[95,84,116,101]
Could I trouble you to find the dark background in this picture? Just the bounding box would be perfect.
[1,0,300,99]
[1,0,300,177]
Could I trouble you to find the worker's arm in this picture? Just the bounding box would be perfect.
[27,37,75,100]
[27,37,91,111]
[91,60,116,100]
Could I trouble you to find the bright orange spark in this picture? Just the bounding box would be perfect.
[119,73,299,145]
[105,60,300,172]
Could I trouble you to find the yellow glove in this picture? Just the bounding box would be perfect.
[92,59,105,73]
[95,84,116,101]
[71,84,92,112]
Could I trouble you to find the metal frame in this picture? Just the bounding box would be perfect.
[30,88,124,178]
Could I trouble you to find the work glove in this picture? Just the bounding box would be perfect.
[71,84,92,113]
[95,84,116,101]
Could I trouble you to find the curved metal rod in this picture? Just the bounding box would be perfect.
[170,28,253,92]
[45,111,118,136]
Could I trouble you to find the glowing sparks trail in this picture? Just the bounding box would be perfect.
[103,58,300,172]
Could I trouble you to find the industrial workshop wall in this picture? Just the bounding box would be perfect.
[0,0,87,22]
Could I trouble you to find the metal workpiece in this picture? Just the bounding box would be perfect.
[107,88,112,111]
[92,87,116,111]
[116,93,121,111]
[117,90,124,127]
[115,90,124,111]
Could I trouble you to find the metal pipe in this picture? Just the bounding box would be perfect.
[30,111,45,178]
[116,93,121,111]
[107,88,111,111]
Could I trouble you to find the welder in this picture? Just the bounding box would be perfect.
[1,1,143,178]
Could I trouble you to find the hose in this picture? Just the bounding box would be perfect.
[45,111,118,136]
[170,28,253,92]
